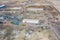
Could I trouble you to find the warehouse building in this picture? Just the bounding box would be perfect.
[27,8,43,11]
[23,19,39,24]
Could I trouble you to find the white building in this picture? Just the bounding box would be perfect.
[23,19,39,24]
[9,7,22,9]
[27,8,43,11]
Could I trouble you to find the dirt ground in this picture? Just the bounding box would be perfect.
[14,28,57,40]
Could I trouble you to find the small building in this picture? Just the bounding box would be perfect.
[0,5,6,9]
[11,20,20,26]
[17,15,23,20]
[23,19,39,24]
[0,15,4,19]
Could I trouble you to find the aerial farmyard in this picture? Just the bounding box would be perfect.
[0,0,60,40]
